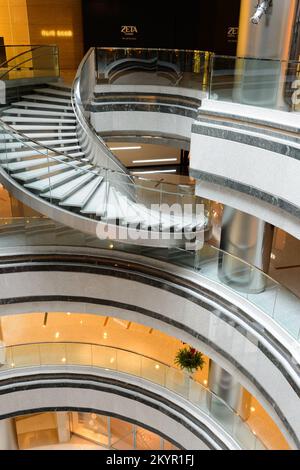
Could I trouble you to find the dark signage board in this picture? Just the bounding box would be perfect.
[82,0,241,54]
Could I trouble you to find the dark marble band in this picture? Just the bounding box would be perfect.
[0,372,227,450]
[192,122,300,161]
[91,102,197,119]
[0,254,298,447]
[190,168,300,220]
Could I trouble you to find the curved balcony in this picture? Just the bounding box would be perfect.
[0,341,266,450]
[0,222,298,449]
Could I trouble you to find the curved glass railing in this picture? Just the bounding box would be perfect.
[0,341,266,450]
[208,54,300,112]
[0,44,59,81]
[0,215,299,341]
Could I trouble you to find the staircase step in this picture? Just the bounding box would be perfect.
[81,181,110,215]
[3,156,67,172]
[24,163,86,191]
[3,108,75,118]
[41,168,94,199]
[15,161,81,182]
[1,116,76,124]
[34,88,71,98]
[14,101,73,112]
[61,175,103,208]
[22,94,71,105]
[10,125,76,132]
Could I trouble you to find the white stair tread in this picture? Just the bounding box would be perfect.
[4,108,75,118]
[15,162,80,182]
[4,156,66,171]
[61,175,103,207]
[0,149,57,159]
[25,133,77,139]
[24,164,84,190]
[10,125,76,131]
[2,116,76,124]
[82,182,110,215]
[13,101,73,112]
[102,186,125,219]
[41,167,94,198]
[35,88,71,97]
[23,94,71,104]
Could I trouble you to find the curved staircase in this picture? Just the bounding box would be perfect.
[0,82,206,246]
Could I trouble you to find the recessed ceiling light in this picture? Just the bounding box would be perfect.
[132,158,177,164]
[132,169,177,175]
[110,146,142,151]
[66,312,71,316]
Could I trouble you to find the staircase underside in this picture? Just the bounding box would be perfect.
[0,83,207,247]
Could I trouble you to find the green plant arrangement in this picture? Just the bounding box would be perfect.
[174,346,205,373]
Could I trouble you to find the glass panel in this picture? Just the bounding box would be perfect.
[165,367,189,398]
[136,426,161,450]
[116,349,142,376]
[110,418,134,450]
[39,343,67,366]
[209,393,234,435]
[91,345,117,370]
[141,357,166,386]
[11,344,40,368]
[66,343,92,366]
[188,379,210,413]
[210,55,300,113]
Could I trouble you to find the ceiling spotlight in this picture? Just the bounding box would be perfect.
[250,0,272,24]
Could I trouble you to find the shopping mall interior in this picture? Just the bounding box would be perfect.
[0,0,299,452]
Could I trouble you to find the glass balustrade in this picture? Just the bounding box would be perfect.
[209,54,300,112]
[0,215,299,342]
[0,45,59,82]
[0,341,266,450]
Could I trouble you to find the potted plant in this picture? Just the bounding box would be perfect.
[174,346,205,374]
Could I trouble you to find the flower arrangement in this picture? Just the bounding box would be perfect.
[174,346,205,373]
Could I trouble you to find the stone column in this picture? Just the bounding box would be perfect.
[0,419,18,450]
[208,360,251,421]
[218,207,274,293]
[234,0,298,110]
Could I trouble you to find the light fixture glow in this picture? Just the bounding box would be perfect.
[203,380,208,386]
[55,332,60,339]
[103,332,108,339]
[66,312,71,316]
[80,320,83,325]
[109,146,142,151]
[132,169,177,175]
[271,253,276,260]
[109,243,114,249]
[132,158,177,164]
[11,363,15,368]
[250,406,256,413]
[155,364,160,370]
[61,357,66,363]
[110,357,115,364]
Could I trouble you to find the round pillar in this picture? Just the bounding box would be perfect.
[218,207,274,293]
[234,0,298,109]
[0,419,18,450]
